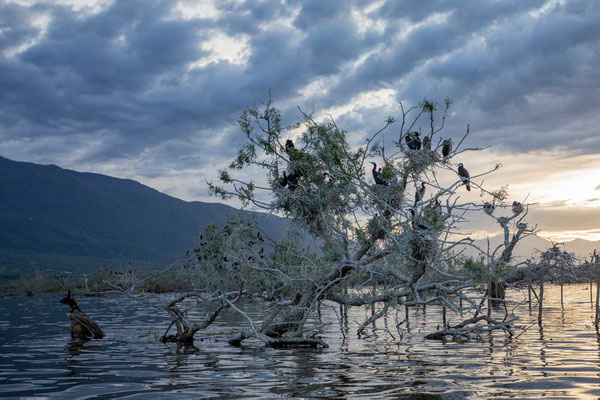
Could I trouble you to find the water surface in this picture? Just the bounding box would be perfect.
[1,284,600,399]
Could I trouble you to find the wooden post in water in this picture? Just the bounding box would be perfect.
[487,278,492,318]
[442,303,447,328]
[538,272,544,325]
[371,282,376,316]
[594,275,600,328]
[560,277,564,307]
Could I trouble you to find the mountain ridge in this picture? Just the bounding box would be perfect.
[0,155,286,274]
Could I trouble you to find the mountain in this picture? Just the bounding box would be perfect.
[465,235,600,261]
[0,156,286,274]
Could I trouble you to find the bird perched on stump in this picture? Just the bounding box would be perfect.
[370,162,387,186]
[405,132,421,150]
[442,139,452,159]
[512,201,523,215]
[457,163,471,191]
[60,290,82,313]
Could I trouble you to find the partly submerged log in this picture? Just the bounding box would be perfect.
[425,315,512,341]
[67,312,105,339]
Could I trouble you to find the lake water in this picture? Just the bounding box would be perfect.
[1,284,600,399]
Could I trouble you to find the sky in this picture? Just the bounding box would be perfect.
[1,0,600,241]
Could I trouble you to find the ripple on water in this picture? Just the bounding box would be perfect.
[1,285,600,398]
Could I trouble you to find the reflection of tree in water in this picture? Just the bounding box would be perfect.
[166,342,202,372]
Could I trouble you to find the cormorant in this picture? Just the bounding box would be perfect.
[285,139,295,152]
[442,139,452,158]
[287,172,299,191]
[415,182,426,203]
[457,163,471,191]
[409,208,430,231]
[370,162,387,186]
[512,201,523,215]
[59,290,82,313]
[423,136,431,151]
[433,199,443,213]
[405,132,421,150]
[279,171,288,188]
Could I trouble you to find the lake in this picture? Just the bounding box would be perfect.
[1,284,599,399]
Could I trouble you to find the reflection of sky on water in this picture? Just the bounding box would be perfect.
[1,284,600,398]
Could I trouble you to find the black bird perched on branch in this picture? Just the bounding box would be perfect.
[512,201,523,215]
[285,139,295,152]
[405,132,421,150]
[279,171,288,188]
[457,163,471,191]
[287,172,299,191]
[415,182,426,203]
[370,162,387,186]
[483,202,495,215]
[59,290,82,313]
[442,139,452,158]
[433,198,442,213]
[409,208,430,231]
[422,136,431,151]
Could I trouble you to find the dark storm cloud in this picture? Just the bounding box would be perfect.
[1,0,599,178]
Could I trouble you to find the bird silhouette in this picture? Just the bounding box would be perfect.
[405,132,421,150]
[423,136,431,150]
[59,290,82,313]
[415,182,426,203]
[457,163,471,191]
[279,171,288,188]
[442,139,452,158]
[370,162,387,186]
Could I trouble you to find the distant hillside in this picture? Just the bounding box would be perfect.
[0,156,286,274]
[464,234,600,260]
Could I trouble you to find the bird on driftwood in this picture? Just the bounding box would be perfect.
[59,290,82,313]
[442,139,452,159]
[423,136,431,151]
[457,163,471,191]
[370,162,387,186]
[405,132,421,150]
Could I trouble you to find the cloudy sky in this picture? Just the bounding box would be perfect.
[1,0,600,241]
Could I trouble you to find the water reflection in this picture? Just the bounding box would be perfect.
[1,284,600,398]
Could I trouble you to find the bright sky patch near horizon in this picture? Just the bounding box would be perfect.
[1,0,599,241]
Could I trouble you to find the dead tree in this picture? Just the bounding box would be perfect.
[161,289,242,344]
[189,96,538,346]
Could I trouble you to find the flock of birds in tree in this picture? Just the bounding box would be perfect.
[278,134,472,194]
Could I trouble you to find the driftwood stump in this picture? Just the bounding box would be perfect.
[67,312,105,340]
